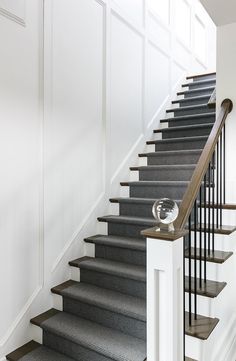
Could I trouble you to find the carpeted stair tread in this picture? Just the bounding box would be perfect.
[85,234,146,251]
[7,342,76,361]
[166,103,215,114]
[182,79,216,88]
[177,86,215,96]
[52,281,146,321]
[153,122,214,134]
[172,94,211,104]
[139,149,202,157]
[147,135,208,144]
[69,256,146,282]
[120,180,189,186]
[32,310,146,361]
[130,164,196,171]
[160,112,215,123]
[110,196,181,204]
[98,215,156,227]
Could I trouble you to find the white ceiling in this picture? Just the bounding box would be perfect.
[200,0,236,26]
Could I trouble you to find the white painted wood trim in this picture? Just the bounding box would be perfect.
[147,236,184,361]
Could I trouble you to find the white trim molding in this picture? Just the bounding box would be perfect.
[0,0,26,26]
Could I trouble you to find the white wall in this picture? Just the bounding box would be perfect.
[216,28,236,361]
[217,23,236,203]
[0,0,216,358]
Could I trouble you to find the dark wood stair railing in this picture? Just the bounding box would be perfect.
[142,93,233,360]
[174,98,233,231]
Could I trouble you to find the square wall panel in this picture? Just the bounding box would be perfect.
[112,0,144,26]
[172,61,185,90]
[110,14,143,176]
[194,16,206,64]
[147,42,170,125]
[149,0,170,25]
[148,13,171,54]
[175,0,191,47]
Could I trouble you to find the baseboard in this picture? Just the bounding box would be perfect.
[212,314,236,361]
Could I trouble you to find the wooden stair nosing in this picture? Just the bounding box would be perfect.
[51,280,77,295]
[153,123,214,134]
[190,224,236,235]
[185,276,226,298]
[185,312,219,340]
[30,308,60,327]
[199,203,236,210]
[186,71,216,80]
[185,247,233,264]
[177,86,215,96]
[6,341,40,361]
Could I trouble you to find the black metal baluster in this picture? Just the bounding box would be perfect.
[199,186,202,288]
[204,174,207,283]
[223,125,226,204]
[220,132,223,227]
[216,141,219,228]
[194,201,197,320]
[212,154,215,254]
[188,216,192,326]
[208,164,211,256]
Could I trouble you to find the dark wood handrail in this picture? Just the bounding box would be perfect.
[174,98,233,230]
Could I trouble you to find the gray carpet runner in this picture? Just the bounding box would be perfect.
[6,72,216,361]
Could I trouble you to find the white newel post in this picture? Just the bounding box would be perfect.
[145,231,185,361]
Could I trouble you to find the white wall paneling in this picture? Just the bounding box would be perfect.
[0,0,216,358]
[0,0,26,25]
[175,0,191,47]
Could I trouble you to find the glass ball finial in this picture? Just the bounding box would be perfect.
[152,198,179,231]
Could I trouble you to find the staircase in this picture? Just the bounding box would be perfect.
[6,72,234,361]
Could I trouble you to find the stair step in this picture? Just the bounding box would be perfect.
[160,112,215,123]
[148,136,207,144]
[186,71,216,80]
[85,234,146,251]
[199,203,236,210]
[129,164,196,181]
[172,94,211,105]
[139,149,203,166]
[177,86,215,97]
[185,247,233,264]
[69,256,146,282]
[166,104,215,116]
[110,197,180,219]
[185,276,226,298]
[120,180,188,199]
[6,341,40,361]
[52,281,146,322]
[110,196,181,206]
[121,180,189,186]
[98,214,155,227]
[6,341,75,361]
[192,224,236,235]
[130,165,195,171]
[185,312,219,340]
[154,123,213,133]
[31,309,146,361]
[182,79,216,88]
[148,136,208,151]
[98,214,157,238]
